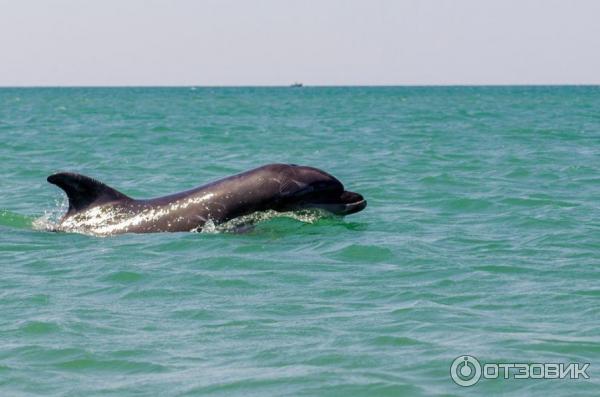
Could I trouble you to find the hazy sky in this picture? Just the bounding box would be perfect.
[1,0,599,86]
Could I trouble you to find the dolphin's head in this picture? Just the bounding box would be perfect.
[274,164,367,215]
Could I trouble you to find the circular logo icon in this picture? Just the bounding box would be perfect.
[450,355,482,387]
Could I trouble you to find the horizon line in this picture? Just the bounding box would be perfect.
[1,83,600,89]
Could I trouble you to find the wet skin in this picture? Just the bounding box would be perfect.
[48,163,367,234]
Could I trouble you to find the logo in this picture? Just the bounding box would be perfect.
[450,355,482,386]
[450,355,590,387]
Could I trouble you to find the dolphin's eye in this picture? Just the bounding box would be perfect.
[295,186,315,196]
[313,181,337,192]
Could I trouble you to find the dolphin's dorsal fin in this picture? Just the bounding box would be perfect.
[47,172,132,214]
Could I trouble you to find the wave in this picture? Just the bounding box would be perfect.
[0,209,37,230]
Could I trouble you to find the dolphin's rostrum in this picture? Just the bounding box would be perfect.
[47,163,367,235]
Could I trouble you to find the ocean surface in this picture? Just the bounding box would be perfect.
[0,86,599,396]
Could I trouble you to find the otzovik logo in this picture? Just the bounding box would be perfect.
[450,355,482,386]
[450,355,590,387]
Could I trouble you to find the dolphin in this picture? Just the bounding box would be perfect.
[47,163,367,235]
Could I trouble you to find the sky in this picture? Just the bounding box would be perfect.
[0,0,599,86]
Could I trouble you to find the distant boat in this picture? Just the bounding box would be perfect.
[290,82,303,88]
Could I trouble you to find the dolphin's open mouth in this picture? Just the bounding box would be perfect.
[336,191,367,215]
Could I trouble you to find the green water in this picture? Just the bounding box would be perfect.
[1,86,599,396]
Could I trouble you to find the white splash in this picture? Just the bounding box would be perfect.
[32,196,68,232]
[197,209,328,234]
[58,205,156,236]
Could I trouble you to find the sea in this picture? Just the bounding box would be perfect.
[0,86,599,396]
